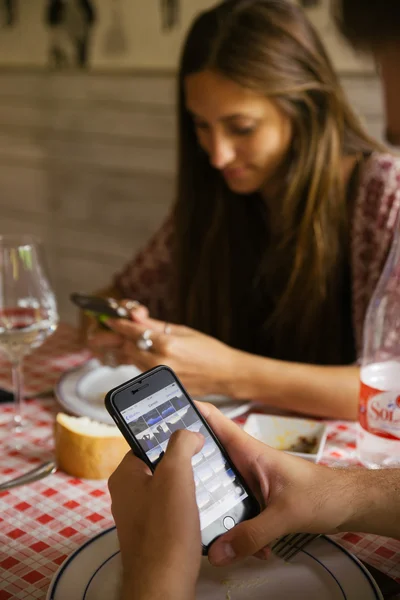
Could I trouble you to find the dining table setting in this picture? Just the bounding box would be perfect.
[0,322,398,599]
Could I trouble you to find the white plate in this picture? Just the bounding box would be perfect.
[75,363,142,404]
[243,414,328,462]
[55,360,141,425]
[55,361,252,424]
[46,527,382,600]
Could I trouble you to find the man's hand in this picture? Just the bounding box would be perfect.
[108,430,204,600]
[196,403,365,567]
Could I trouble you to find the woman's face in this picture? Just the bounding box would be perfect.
[184,69,293,197]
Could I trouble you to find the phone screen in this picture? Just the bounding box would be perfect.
[118,380,250,533]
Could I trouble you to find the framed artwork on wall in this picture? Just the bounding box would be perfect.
[0,0,372,73]
[0,0,215,71]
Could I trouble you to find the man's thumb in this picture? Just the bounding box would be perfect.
[208,504,288,567]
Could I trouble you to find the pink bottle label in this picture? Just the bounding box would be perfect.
[359,381,400,440]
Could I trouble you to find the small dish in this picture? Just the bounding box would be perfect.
[243,414,327,462]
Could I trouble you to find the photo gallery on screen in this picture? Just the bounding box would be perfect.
[127,394,208,460]
[127,394,246,518]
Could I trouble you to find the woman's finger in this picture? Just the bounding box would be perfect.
[106,319,174,359]
[110,313,178,337]
[137,316,176,335]
[114,338,164,371]
[119,300,149,322]
[106,318,148,339]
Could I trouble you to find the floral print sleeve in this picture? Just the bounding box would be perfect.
[113,216,175,321]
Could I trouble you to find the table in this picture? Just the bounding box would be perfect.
[0,326,399,599]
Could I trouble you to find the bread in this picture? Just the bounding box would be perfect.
[55,413,130,480]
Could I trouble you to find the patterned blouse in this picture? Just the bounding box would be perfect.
[114,152,400,359]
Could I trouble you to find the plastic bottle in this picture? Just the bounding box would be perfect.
[357,225,400,468]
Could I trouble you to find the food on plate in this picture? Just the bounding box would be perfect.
[222,576,268,599]
[286,435,318,454]
[55,412,129,479]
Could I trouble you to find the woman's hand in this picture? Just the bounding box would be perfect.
[90,308,240,398]
[85,301,149,365]
[108,430,204,600]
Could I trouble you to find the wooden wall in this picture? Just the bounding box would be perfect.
[0,72,384,322]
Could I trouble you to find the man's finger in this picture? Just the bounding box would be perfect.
[208,505,288,566]
[153,431,204,509]
[160,431,203,485]
[162,429,204,466]
[155,430,203,482]
[195,401,257,456]
[253,547,272,561]
[108,450,151,494]
[194,401,271,499]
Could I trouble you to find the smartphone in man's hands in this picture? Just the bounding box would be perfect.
[105,365,260,553]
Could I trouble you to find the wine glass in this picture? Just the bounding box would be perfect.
[0,236,59,438]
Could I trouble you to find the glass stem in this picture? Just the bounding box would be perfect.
[11,359,24,431]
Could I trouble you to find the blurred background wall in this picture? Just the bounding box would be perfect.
[0,0,385,322]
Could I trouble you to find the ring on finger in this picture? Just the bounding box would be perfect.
[164,322,172,335]
[125,300,141,312]
[136,328,153,352]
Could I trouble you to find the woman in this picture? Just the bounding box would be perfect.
[86,0,400,419]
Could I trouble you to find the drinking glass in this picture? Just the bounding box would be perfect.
[0,236,59,436]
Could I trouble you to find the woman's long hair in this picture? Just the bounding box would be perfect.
[173,0,385,364]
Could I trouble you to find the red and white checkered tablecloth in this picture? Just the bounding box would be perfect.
[0,399,114,600]
[0,326,399,599]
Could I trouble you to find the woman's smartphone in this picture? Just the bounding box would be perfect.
[105,365,260,554]
[70,293,129,325]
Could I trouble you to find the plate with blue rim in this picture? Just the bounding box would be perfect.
[46,527,382,600]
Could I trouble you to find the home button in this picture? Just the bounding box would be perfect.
[223,516,235,530]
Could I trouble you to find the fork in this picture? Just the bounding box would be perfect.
[270,533,321,561]
[0,460,57,491]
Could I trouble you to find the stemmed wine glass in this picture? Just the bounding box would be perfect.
[0,236,59,439]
